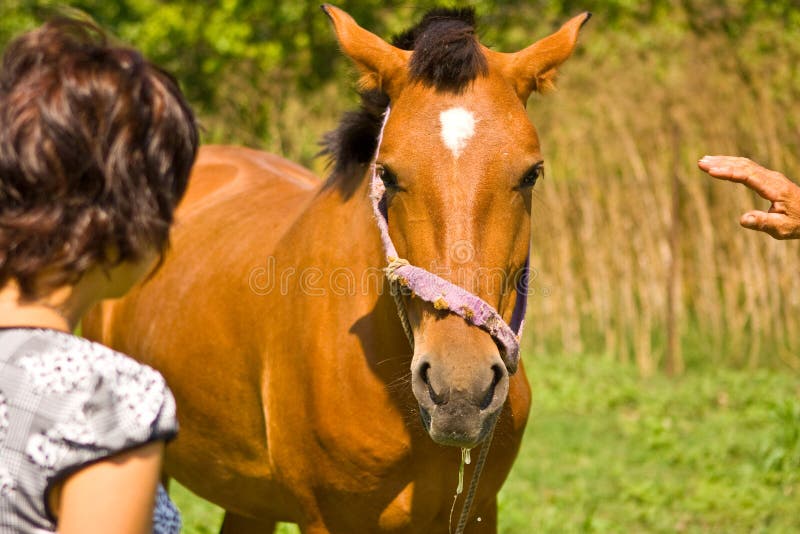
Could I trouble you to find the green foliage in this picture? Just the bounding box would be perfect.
[500,353,800,532]
[169,483,223,533]
[0,0,39,45]
[761,399,800,474]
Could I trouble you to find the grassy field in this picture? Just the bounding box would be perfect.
[171,353,800,533]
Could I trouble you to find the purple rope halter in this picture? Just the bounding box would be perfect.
[370,107,529,374]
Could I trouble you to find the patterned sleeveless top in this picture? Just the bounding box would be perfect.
[0,328,181,533]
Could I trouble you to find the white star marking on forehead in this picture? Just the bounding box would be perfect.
[439,107,476,160]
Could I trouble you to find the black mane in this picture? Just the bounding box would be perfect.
[321,8,487,193]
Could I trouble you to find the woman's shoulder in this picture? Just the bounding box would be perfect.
[6,328,165,390]
[0,328,178,531]
[0,327,178,467]
[0,328,178,530]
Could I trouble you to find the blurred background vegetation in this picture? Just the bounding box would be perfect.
[3,0,799,376]
[3,0,800,374]
[3,1,800,532]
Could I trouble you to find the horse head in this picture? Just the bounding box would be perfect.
[324,5,589,448]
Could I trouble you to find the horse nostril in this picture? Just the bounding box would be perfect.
[419,361,447,406]
[480,364,504,410]
[420,361,431,385]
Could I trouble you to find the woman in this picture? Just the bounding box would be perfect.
[0,18,198,533]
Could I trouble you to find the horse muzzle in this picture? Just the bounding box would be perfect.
[412,354,509,448]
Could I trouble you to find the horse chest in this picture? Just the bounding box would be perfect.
[311,446,477,531]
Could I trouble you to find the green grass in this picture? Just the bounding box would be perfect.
[172,354,800,533]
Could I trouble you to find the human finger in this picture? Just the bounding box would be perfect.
[698,155,788,201]
[740,210,799,239]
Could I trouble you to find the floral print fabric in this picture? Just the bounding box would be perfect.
[0,328,180,533]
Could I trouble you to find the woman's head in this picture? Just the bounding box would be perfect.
[0,18,198,299]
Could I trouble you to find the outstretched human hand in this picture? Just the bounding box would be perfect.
[698,155,800,240]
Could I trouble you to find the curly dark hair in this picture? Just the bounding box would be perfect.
[0,18,199,299]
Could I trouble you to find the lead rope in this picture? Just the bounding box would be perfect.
[453,422,496,534]
[386,258,415,351]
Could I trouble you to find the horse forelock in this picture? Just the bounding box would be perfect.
[393,7,487,94]
[321,8,487,192]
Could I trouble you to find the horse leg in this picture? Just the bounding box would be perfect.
[219,512,277,534]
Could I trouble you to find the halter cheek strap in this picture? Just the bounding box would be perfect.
[370,107,529,374]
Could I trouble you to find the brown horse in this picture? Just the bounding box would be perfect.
[84,6,589,533]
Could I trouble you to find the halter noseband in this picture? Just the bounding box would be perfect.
[370,107,529,374]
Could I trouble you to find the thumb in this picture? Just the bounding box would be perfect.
[740,210,788,237]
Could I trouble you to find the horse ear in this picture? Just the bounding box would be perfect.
[503,12,591,101]
[322,4,410,97]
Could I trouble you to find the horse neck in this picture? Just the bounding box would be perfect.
[298,168,381,266]
[278,164,403,325]
[281,166,413,379]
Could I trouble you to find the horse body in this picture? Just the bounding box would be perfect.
[85,6,589,532]
[88,143,528,531]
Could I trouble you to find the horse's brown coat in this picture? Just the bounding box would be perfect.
[84,7,589,532]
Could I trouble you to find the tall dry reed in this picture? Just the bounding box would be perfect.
[524,25,800,374]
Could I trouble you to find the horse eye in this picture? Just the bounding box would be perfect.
[376,164,399,189]
[519,162,544,188]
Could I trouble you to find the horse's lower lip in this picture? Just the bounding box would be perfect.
[419,407,487,448]
[431,433,481,448]
[428,426,484,448]
[420,406,500,447]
